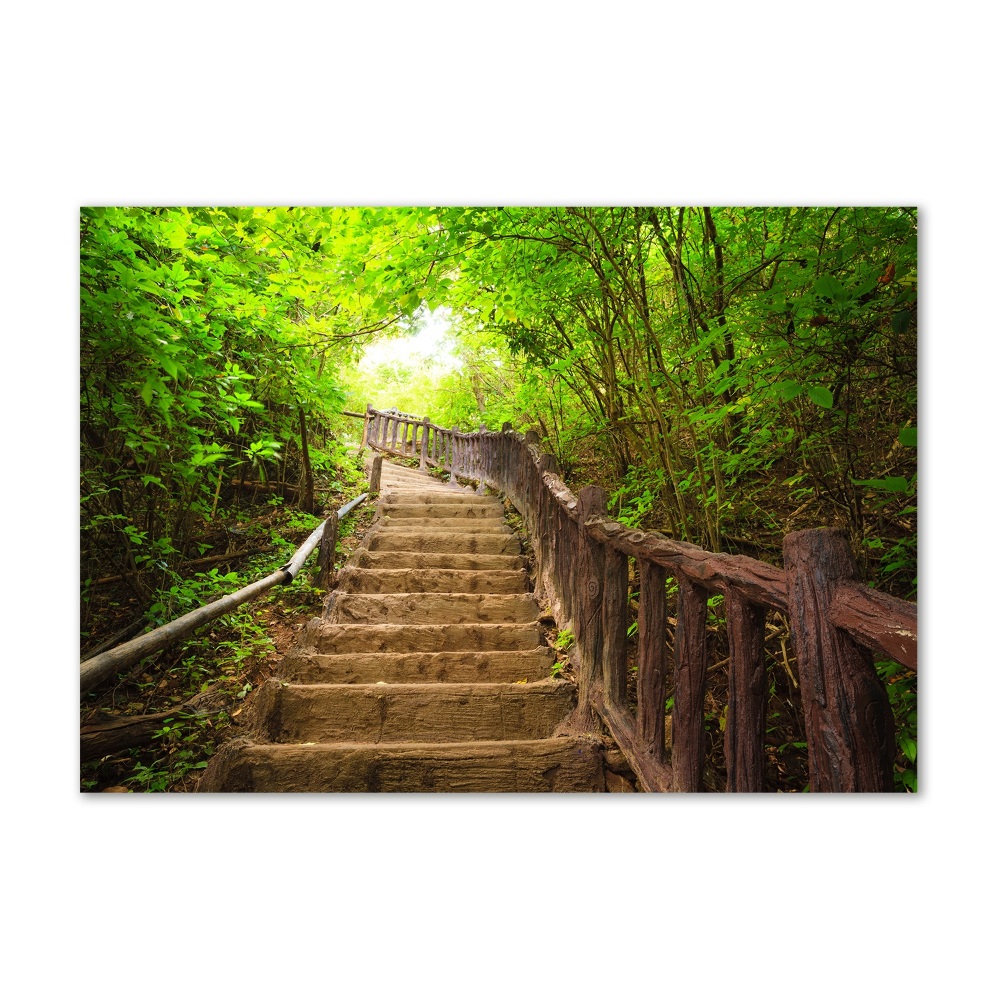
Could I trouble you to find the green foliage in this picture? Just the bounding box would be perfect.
[554,629,575,651]
[81,206,431,604]
[876,660,918,792]
[402,206,917,594]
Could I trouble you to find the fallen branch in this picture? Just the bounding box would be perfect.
[230,479,299,493]
[81,692,221,760]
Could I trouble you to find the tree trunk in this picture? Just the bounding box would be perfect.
[297,405,315,514]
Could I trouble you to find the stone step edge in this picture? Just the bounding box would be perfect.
[197,734,606,793]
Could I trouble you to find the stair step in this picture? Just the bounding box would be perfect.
[350,550,527,571]
[378,504,504,519]
[326,592,539,625]
[198,454,598,794]
[304,620,546,653]
[280,647,555,684]
[366,530,521,555]
[199,735,607,792]
[337,568,530,594]
[376,515,508,531]
[254,678,576,744]
[381,491,496,506]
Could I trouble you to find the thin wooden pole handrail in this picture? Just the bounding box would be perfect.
[80,492,369,695]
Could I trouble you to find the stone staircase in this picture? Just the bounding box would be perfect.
[198,458,607,792]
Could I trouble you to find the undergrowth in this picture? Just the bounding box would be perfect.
[80,454,374,792]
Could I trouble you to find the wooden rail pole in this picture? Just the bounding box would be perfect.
[724,589,767,792]
[636,558,669,765]
[476,424,487,492]
[360,403,373,455]
[315,512,339,590]
[575,486,608,730]
[369,454,383,495]
[602,543,629,710]
[420,417,430,470]
[672,574,710,791]
[783,528,895,792]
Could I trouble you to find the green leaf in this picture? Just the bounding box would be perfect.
[891,310,910,334]
[777,380,803,401]
[851,476,911,492]
[807,386,834,408]
[814,274,847,301]
[140,380,154,406]
[898,426,917,447]
[900,737,917,763]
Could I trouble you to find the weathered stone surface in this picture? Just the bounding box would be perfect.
[349,550,527,571]
[199,736,606,792]
[337,568,530,595]
[378,503,504,519]
[327,592,540,625]
[381,491,496,506]
[279,647,555,684]
[198,454,607,794]
[366,530,522,555]
[256,678,577,744]
[303,620,547,653]
[375,515,509,531]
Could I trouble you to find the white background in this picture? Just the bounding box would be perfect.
[2,3,989,997]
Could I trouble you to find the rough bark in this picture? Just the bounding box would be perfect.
[636,559,668,764]
[724,590,766,792]
[574,486,608,729]
[672,574,709,791]
[315,513,339,590]
[783,529,895,792]
[297,405,315,514]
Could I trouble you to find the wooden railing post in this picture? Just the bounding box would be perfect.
[369,454,382,495]
[602,541,629,710]
[420,417,430,470]
[575,486,608,729]
[783,528,895,792]
[475,424,487,492]
[450,427,459,481]
[724,589,766,792]
[672,574,709,791]
[315,513,339,590]
[636,558,668,765]
[360,403,373,455]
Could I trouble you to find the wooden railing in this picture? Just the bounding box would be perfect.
[364,405,917,793]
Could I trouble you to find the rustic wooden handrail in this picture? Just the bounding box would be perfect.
[364,405,918,793]
[79,492,370,695]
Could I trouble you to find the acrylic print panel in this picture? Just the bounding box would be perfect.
[80,207,916,793]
